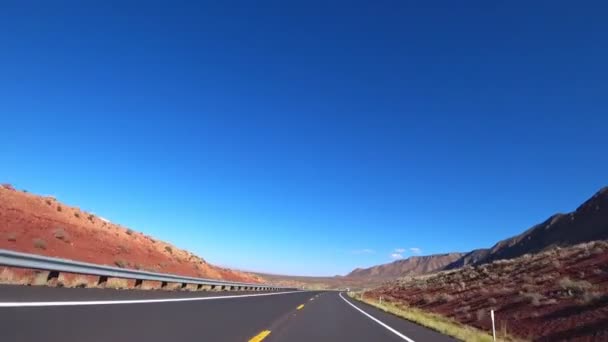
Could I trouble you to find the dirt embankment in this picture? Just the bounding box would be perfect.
[367,240,608,341]
[0,184,263,286]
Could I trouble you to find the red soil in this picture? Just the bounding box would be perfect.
[367,240,608,341]
[0,185,263,284]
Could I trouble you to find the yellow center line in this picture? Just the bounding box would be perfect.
[248,330,271,342]
[297,304,305,310]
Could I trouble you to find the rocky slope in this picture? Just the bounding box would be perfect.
[0,184,263,285]
[367,240,608,341]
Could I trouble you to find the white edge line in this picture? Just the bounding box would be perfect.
[339,292,416,342]
[0,290,305,308]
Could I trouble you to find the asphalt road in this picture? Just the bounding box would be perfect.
[0,285,456,341]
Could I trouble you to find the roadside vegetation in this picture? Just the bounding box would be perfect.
[362,240,608,341]
[347,292,519,342]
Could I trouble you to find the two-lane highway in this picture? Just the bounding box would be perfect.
[0,285,455,341]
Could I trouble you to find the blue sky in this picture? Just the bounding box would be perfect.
[1,1,607,276]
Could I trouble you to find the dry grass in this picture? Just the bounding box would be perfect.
[558,277,592,294]
[33,238,47,250]
[349,292,523,342]
[104,278,130,289]
[0,268,29,285]
[6,232,17,241]
[114,259,128,268]
[32,271,51,286]
[53,228,69,242]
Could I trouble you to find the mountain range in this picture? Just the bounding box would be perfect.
[346,186,608,279]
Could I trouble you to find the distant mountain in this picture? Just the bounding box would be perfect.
[346,253,464,279]
[443,248,489,269]
[354,187,608,278]
[447,186,608,269]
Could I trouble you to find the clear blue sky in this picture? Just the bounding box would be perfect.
[1,1,607,276]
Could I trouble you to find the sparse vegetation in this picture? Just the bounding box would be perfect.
[33,238,47,250]
[438,293,454,303]
[57,205,62,212]
[74,211,80,218]
[164,246,173,254]
[7,232,17,241]
[53,228,69,242]
[114,259,128,268]
[558,277,592,296]
[365,239,608,341]
[521,292,544,306]
[126,229,134,235]
[349,292,502,342]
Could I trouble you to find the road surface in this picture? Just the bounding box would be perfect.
[0,285,455,341]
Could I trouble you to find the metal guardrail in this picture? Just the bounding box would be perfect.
[0,249,293,291]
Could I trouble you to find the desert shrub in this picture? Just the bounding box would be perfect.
[521,275,534,284]
[522,283,539,294]
[53,228,69,242]
[126,229,134,235]
[455,305,471,313]
[164,246,173,254]
[87,214,95,222]
[45,199,52,205]
[438,293,455,303]
[74,212,80,218]
[33,238,47,250]
[522,292,544,306]
[57,205,62,212]
[581,292,602,304]
[559,277,592,296]
[7,232,17,242]
[114,260,128,268]
[420,294,435,304]
[476,309,486,321]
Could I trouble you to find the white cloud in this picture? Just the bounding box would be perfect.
[394,248,405,253]
[409,247,422,255]
[352,249,375,255]
[390,253,403,259]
